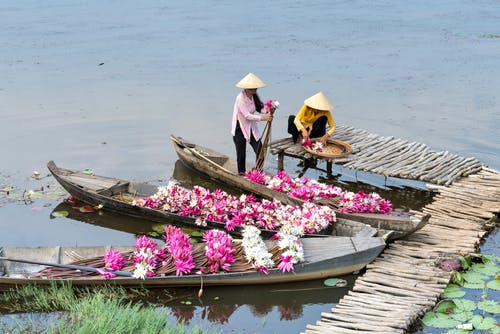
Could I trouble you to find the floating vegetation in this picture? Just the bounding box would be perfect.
[420,254,500,333]
[480,34,500,39]
[0,171,67,208]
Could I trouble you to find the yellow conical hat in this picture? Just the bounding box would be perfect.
[304,92,333,111]
[235,72,266,89]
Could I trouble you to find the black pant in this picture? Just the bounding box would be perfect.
[233,122,262,174]
[287,115,327,143]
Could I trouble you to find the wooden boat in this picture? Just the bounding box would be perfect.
[170,135,430,240]
[47,160,386,239]
[0,235,385,288]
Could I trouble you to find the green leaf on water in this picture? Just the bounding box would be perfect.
[462,271,489,284]
[435,300,456,313]
[323,278,347,287]
[188,231,204,237]
[462,282,485,289]
[471,262,499,276]
[442,284,466,298]
[470,314,497,330]
[151,224,167,234]
[51,211,69,218]
[487,278,500,291]
[449,299,476,322]
[422,312,461,328]
[478,300,500,314]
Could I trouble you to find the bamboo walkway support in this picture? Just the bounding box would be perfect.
[269,126,484,185]
[302,167,499,333]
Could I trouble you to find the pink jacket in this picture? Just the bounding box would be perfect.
[231,91,263,141]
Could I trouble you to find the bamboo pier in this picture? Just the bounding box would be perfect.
[269,125,484,186]
[284,126,499,333]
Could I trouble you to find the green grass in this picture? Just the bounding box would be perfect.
[0,283,213,334]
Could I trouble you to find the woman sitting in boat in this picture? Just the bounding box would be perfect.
[288,91,336,146]
[231,72,273,175]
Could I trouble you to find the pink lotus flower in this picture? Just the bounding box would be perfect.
[278,254,294,272]
[203,230,236,273]
[103,249,126,271]
[164,226,195,276]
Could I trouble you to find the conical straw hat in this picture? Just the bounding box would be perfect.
[236,72,266,89]
[304,92,333,111]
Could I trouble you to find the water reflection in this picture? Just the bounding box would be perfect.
[157,278,354,325]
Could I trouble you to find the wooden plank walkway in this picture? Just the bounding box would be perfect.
[269,126,484,185]
[303,167,499,333]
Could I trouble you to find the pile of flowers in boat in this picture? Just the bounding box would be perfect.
[244,170,393,214]
[34,225,305,280]
[132,182,335,234]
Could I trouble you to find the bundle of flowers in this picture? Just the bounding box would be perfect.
[241,225,275,274]
[56,227,313,280]
[164,226,195,276]
[100,249,127,278]
[263,99,279,113]
[203,229,236,273]
[244,170,392,214]
[132,235,167,279]
[133,181,335,234]
[273,223,305,273]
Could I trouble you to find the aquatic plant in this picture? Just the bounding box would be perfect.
[420,254,500,332]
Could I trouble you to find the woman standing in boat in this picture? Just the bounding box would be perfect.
[288,91,336,146]
[231,72,273,175]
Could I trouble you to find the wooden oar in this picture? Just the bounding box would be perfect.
[0,257,133,277]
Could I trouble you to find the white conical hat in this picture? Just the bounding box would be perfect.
[304,92,333,111]
[235,72,266,89]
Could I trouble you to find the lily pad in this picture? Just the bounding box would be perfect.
[478,300,500,314]
[151,224,167,234]
[471,262,499,276]
[470,315,497,330]
[188,231,204,238]
[449,299,476,322]
[422,312,461,328]
[442,284,466,298]
[462,271,489,284]
[462,282,485,289]
[323,278,348,287]
[51,211,69,218]
[487,278,500,291]
[435,300,456,313]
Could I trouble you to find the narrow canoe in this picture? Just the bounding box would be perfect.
[170,135,430,240]
[46,160,384,239]
[0,236,385,288]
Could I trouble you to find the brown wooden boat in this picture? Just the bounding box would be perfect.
[0,234,385,288]
[170,135,430,240]
[47,160,389,239]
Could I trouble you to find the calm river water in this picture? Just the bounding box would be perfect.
[1,1,499,333]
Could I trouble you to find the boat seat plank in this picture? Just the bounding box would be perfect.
[65,175,119,191]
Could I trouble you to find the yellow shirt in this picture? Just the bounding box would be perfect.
[293,105,336,136]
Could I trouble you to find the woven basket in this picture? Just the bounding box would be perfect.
[302,138,352,158]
